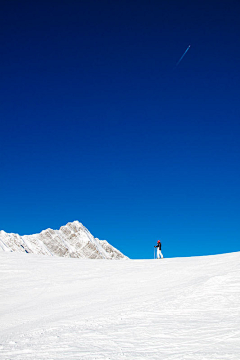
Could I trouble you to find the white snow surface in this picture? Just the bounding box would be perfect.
[1,251,240,360]
[0,221,127,260]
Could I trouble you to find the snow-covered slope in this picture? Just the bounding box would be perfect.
[0,251,240,359]
[0,221,127,260]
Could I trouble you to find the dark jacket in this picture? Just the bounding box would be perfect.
[154,242,161,250]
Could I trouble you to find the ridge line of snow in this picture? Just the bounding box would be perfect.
[0,221,127,260]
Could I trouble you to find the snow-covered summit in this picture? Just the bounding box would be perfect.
[0,221,128,259]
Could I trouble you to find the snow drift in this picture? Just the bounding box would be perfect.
[0,221,127,260]
[0,251,240,359]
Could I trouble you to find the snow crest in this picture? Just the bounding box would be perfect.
[0,221,128,260]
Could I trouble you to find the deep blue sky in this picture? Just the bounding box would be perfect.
[1,0,239,259]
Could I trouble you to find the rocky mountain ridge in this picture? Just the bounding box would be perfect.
[0,221,128,260]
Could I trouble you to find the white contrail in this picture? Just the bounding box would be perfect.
[175,45,191,67]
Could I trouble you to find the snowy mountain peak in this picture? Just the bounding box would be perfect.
[0,221,128,260]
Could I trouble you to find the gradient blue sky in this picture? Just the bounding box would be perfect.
[1,0,239,259]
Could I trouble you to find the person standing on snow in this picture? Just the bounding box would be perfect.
[154,240,163,259]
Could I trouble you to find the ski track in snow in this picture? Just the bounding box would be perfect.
[0,252,240,359]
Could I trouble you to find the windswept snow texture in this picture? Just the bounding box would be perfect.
[0,221,127,260]
[1,252,240,359]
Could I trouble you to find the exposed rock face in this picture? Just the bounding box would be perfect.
[0,221,128,260]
